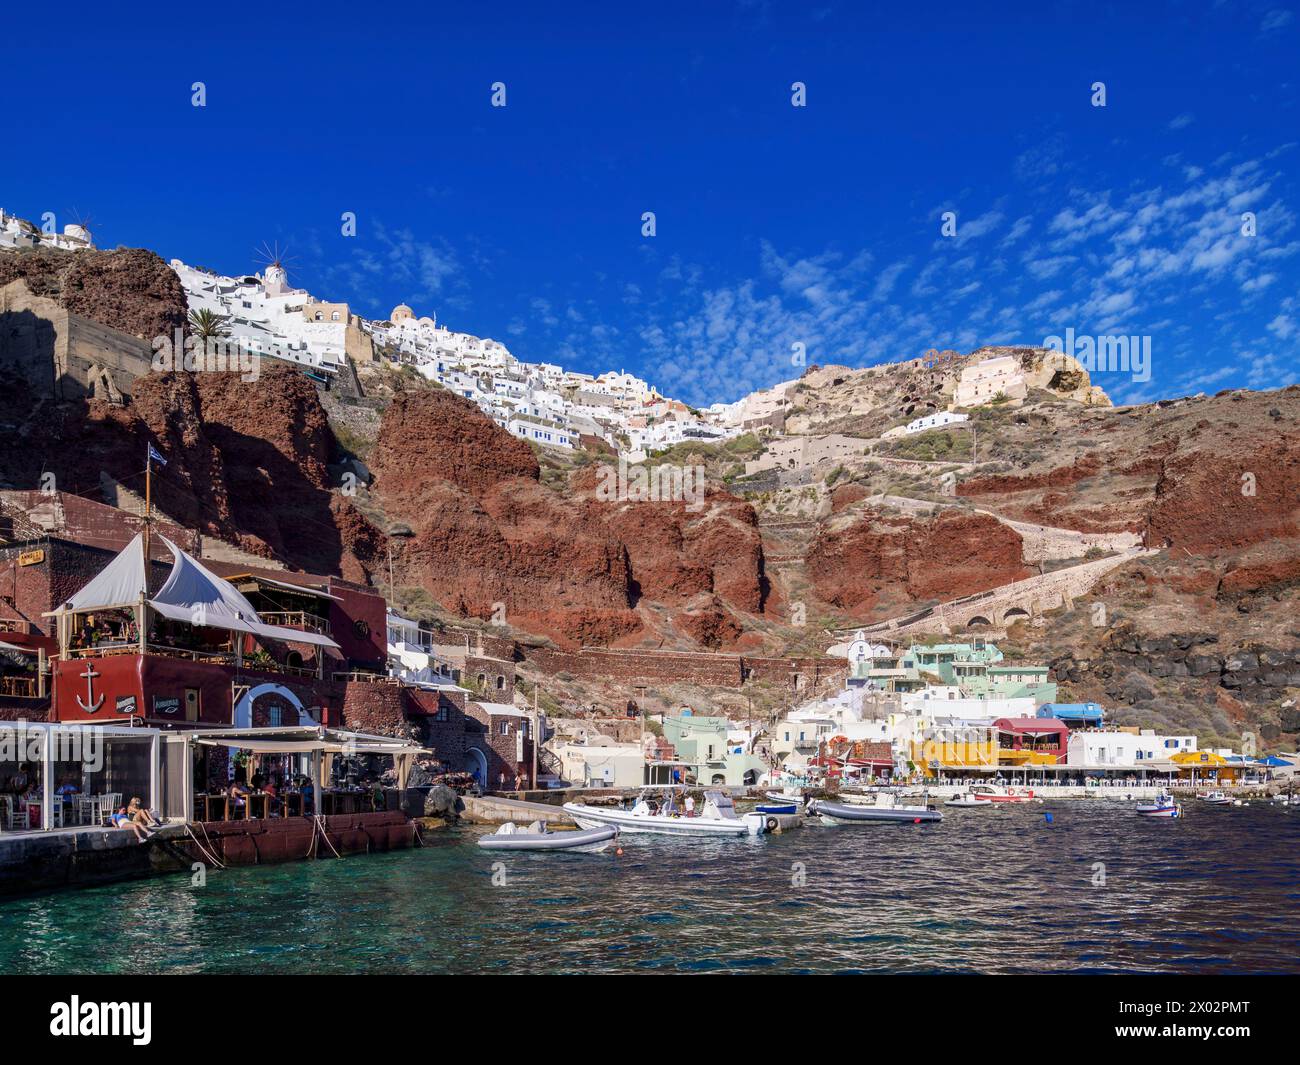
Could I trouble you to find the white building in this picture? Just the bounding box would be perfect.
[0,209,95,252]
[955,355,1028,408]
[1067,730,1198,768]
[170,259,358,374]
[552,738,645,788]
[904,410,969,434]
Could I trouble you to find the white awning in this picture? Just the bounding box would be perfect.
[194,737,429,756]
[151,537,340,650]
[47,533,147,614]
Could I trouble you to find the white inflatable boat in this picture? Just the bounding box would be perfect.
[477,820,619,852]
[564,790,766,836]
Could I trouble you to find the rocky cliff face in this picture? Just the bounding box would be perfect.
[0,246,186,339]
[0,362,382,581]
[805,508,1031,616]
[365,388,770,648]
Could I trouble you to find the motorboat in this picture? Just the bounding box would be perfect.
[1135,793,1181,819]
[563,790,767,836]
[969,784,1035,804]
[809,793,942,825]
[944,792,993,808]
[477,821,619,852]
[1200,790,1234,805]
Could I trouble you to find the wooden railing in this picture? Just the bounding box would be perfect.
[333,671,398,685]
[260,611,332,636]
[0,675,38,698]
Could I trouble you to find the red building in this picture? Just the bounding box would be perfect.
[993,717,1070,762]
[2,492,543,791]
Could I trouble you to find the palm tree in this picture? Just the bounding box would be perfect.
[187,307,230,345]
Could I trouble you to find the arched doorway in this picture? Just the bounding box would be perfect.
[233,683,318,729]
[462,746,489,789]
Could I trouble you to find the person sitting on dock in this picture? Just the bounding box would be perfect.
[110,800,153,843]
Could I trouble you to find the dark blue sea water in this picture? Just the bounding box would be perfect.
[2,801,1297,974]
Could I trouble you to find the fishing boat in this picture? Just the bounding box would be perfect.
[563,790,767,836]
[1200,790,1234,805]
[809,793,942,825]
[477,821,619,852]
[969,784,1035,804]
[944,792,993,808]
[1135,793,1181,819]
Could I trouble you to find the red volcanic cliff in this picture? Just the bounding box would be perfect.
[956,391,1300,555]
[805,508,1031,616]
[0,364,382,580]
[366,389,769,647]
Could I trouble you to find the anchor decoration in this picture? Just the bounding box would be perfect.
[76,663,104,713]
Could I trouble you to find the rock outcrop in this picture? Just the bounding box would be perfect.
[0,245,186,340]
[805,508,1031,616]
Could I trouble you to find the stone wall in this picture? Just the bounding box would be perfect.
[0,279,154,402]
[525,645,846,693]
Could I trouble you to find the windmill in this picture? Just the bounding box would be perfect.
[254,240,297,276]
[65,207,96,247]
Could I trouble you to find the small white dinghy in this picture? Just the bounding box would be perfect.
[944,792,993,808]
[1200,790,1234,806]
[477,820,619,852]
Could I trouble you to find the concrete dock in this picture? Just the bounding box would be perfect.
[461,795,577,826]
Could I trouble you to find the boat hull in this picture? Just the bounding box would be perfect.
[477,824,620,852]
[563,803,764,836]
[812,800,942,824]
[1135,806,1180,818]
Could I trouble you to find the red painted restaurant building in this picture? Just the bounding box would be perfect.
[0,493,539,832]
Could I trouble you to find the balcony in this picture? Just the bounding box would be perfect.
[259,611,332,637]
[0,675,38,698]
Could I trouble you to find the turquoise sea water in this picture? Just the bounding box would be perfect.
[2,801,1297,974]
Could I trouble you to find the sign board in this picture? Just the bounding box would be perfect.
[18,549,45,567]
[154,696,180,715]
[115,694,138,715]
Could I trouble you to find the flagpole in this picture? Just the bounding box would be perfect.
[140,443,152,656]
[144,444,153,563]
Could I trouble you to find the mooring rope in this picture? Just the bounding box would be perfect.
[184,823,226,870]
[313,815,344,859]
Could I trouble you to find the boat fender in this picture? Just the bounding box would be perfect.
[766,817,779,833]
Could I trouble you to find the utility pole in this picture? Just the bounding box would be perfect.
[531,684,539,790]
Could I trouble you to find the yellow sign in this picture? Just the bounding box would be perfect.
[18,549,45,567]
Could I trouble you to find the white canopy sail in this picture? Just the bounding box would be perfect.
[48,532,341,651]
[53,533,148,614]
[151,536,340,649]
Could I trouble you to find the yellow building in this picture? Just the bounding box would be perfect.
[1170,750,1237,782]
[909,726,999,776]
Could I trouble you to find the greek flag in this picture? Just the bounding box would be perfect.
[147,443,167,467]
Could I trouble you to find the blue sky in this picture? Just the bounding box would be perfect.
[3,0,1298,405]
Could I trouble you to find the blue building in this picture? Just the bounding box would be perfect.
[1037,703,1103,728]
